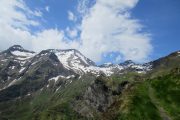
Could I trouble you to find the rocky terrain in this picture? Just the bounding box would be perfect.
[0,45,179,120]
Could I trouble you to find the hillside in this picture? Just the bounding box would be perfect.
[0,45,179,120]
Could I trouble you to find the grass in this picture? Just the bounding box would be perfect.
[104,68,180,120]
[0,68,180,120]
[0,74,95,119]
[114,82,161,120]
[150,68,180,120]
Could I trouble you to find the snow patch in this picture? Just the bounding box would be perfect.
[31,61,39,66]
[8,79,17,87]
[178,51,180,56]
[49,75,66,83]
[19,67,26,73]
[54,50,95,74]
[76,52,88,65]
[66,75,75,79]
[11,51,35,57]
[40,53,48,56]
[7,77,22,87]
[55,51,74,70]
[0,59,8,62]
[56,86,61,92]
[9,66,15,70]
[53,49,126,76]
[49,75,75,83]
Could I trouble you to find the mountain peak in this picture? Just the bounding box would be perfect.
[54,48,96,67]
[99,62,113,67]
[7,45,35,54]
[39,49,80,54]
[124,60,134,63]
[37,48,96,74]
[8,45,24,51]
[119,60,135,66]
[0,45,36,58]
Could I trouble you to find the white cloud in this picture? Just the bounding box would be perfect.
[66,27,78,38]
[115,55,122,63]
[0,22,33,50]
[0,0,40,50]
[77,0,91,16]
[78,0,152,62]
[0,0,153,63]
[0,0,41,30]
[68,11,77,21]
[32,29,80,51]
[45,6,50,12]
[0,0,73,51]
[98,0,139,11]
[34,10,43,17]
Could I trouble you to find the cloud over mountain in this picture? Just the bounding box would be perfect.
[0,0,152,63]
[78,0,152,62]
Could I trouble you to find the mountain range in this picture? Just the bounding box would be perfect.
[0,45,179,120]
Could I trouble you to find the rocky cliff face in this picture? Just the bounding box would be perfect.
[0,45,151,92]
[0,45,179,120]
[73,75,129,118]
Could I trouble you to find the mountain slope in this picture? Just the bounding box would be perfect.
[0,45,179,120]
[0,45,151,91]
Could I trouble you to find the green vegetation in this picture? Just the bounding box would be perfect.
[0,68,180,120]
[103,81,161,120]
[150,68,180,120]
[119,83,161,120]
[102,68,180,120]
[37,103,82,120]
[105,72,144,91]
[0,75,94,120]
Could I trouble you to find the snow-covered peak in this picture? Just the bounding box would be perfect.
[36,49,152,76]
[5,45,36,60]
[1,45,152,78]
[38,49,95,66]
[11,51,35,57]
[8,45,24,51]
[52,50,119,76]
[120,60,135,67]
[7,45,34,52]
[100,62,114,67]
[54,49,95,73]
[34,49,96,75]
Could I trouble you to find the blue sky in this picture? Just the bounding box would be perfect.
[132,0,180,61]
[26,0,77,30]
[0,0,179,64]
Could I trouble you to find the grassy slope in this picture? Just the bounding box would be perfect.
[36,75,94,120]
[0,75,95,120]
[150,68,180,120]
[103,81,162,120]
[103,68,180,120]
[0,69,179,120]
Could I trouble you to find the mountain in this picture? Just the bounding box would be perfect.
[0,45,151,90]
[151,51,180,72]
[0,45,179,120]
